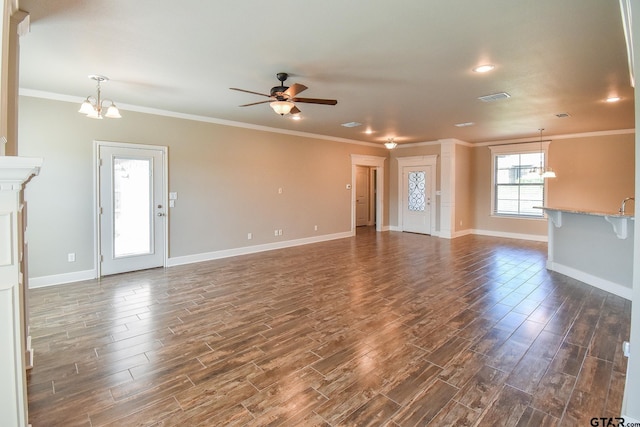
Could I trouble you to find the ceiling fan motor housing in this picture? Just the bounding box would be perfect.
[270,86,290,99]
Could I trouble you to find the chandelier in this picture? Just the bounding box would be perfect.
[384,138,397,149]
[78,75,121,119]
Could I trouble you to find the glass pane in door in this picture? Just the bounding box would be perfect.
[408,171,426,212]
[113,157,152,257]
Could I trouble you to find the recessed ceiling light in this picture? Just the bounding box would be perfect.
[473,64,495,73]
[341,121,362,128]
[364,128,373,134]
[291,114,301,121]
[454,122,475,127]
[606,96,621,103]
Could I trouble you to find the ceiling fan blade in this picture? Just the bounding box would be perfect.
[284,83,307,98]
[292,97,338,105]
[239,100,272,107]
[290,106,301,114]
[230,87,271,97]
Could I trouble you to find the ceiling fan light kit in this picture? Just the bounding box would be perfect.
[78,75,121,119]
[231,72,337,116]
[270,100,294,115]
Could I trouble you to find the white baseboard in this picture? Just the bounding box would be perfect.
[441,229,473,239]
[29,269,96,289]
[472,228,548,242]
[548,262,633,300]
[167,231,353,267]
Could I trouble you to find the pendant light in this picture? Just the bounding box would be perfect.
[384,138,397,149]
[78,75,121,119]
[538,128,556,178]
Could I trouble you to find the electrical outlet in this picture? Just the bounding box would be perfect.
[67,253,76,262]
[247,232,252,240]
[278,187,283,194]
[278,229,283,236]
[314,225,318,231]
[274,229,279,237]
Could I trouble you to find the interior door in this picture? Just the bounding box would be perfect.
[355,165,370,226]
[99,144,165,276]
[402,165,432,234]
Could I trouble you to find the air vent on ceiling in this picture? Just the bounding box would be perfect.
[341,121,362,128]
[478,92,511,102]
[555,112,571,118]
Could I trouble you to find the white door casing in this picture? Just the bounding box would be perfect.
[350,155,386,233]
[96,141,168,276]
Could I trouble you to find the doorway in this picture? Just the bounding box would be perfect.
[350,155,386,233]
[355,165,376,227]
[96,142,167,276]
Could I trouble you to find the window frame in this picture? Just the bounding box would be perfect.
[489,141,550,219]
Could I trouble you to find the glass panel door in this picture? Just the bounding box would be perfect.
[113,157,152,257]
[99,144,165,276]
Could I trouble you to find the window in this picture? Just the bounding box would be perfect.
[490,143,549,218]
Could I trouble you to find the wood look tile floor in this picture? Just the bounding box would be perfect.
[27,228,630,426]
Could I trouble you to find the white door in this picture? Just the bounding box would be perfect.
[98,144,166,276]
[402,166,432,234]
[356,166,370,226]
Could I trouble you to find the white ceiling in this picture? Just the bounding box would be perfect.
[17,0,634,146]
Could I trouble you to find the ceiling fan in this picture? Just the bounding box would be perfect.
[230,72,338,116]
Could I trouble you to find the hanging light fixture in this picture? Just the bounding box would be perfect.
[530,128,556,179]
[270,100,294,116]
[78,75,121,119]
[384,138,397,149]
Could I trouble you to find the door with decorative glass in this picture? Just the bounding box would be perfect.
[98,143,166,276]
[402,165,432,234]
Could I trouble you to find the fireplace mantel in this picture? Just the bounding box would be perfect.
[0,156,42,427]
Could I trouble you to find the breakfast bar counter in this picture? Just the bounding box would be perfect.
[539,206,634,300]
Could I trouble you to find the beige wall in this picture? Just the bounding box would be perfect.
[455,143,472,233]
[546,133,635,214]
[471,144,548,236]
[18,96,389,278]
[472,132,635,237]
[18,94,635,278]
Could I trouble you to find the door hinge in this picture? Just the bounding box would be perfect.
[99,158,103,167]
[99,207,103,214]
[100,254,103,262]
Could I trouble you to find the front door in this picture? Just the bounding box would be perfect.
[402,166,432,234]
[98,144,166,276]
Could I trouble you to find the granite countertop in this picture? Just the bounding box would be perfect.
[536,206,635,219]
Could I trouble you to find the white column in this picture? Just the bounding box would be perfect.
[439,139,456,238]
